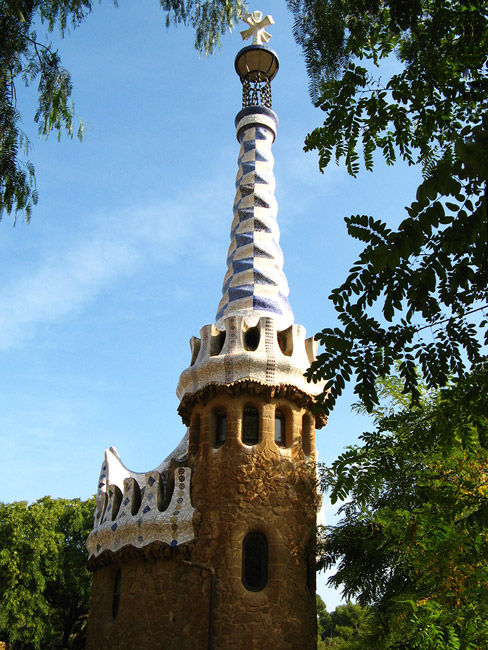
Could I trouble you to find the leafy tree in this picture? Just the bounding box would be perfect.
[317,596,372,649]
[284,0,488,412]
[319,365,488,649]
[0,0,244,223]
[317,594,332,647]
[0,496,95,650]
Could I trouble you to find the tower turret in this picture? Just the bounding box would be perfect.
[85,13,326,650]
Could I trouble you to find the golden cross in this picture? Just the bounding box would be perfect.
[240,10,275,45]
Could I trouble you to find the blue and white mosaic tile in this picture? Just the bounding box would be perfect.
[86,434,194,559]
[216,114,293,331]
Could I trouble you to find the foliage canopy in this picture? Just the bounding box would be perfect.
[317,596,372,649]
[0,0,244,223]
[0,496,95,650]
[288,0,488,411]
[319,366,488,649]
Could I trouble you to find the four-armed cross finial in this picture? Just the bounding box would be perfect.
[240,10,274,45]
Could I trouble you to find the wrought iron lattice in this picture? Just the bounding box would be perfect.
[242,73,272,109]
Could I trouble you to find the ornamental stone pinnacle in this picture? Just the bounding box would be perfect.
[240,10,275,45]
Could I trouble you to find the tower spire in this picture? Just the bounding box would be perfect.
[177,11,325,419]
[216,16,293,330]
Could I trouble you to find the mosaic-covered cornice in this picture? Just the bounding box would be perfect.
[86,436,194,562]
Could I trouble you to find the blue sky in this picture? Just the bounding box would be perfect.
[0,1,422,609]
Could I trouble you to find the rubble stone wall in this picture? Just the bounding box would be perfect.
[85,552,210,650]
[86,391,317,649]
[189,393,318,650]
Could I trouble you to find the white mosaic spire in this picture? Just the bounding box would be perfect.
[215,108,294,330]
[177,18,326,409]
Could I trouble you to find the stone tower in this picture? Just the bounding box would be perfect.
[85,12,326,649]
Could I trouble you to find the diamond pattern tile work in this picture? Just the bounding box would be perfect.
[216,118,293,330]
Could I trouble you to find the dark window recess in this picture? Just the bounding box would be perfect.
[110,485,123,521]
[274,410,285,446]
[242,407,259,445]
[242,532,268,591]
[112,569,122,620]
[215,412,227,447]
[210,330,226,356]
[244,325,260,351]
[277,326,293,356]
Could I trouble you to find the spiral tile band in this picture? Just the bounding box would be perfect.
[216,110,293,331]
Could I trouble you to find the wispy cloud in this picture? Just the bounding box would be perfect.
[0,234,135,348]
[0,171,232,352]
[0,133,334,353]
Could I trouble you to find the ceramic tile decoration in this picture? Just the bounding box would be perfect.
[216,113,294,331]
[86,435,194,559]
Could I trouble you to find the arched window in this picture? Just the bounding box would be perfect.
[243,325,260,351]
[215,411,227,447]
[112,569,122,620]
[109,485,123,521]
[242,532,268,591]
[274,409,286,446]
[242,407,259,445]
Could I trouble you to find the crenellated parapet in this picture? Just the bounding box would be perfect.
[86,435,194,564]
[176,313,326,418]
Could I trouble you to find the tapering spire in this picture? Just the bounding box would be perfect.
[216,14,293,330]
[177,13,325,411]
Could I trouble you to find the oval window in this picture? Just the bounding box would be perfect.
[242,532,268,591]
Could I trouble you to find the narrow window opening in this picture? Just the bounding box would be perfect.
[110,485,123,521]
[302,414,314,456]
[215,411,227,447]
[112,569,122,620]
[130,479,141,516]
[159,470,173,512]
[156,474,165,511]
[242,407,259,445]
[274,409,286,447]
[243,325,260,351]
[242,532,268,591]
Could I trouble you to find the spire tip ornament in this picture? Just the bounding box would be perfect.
[240,10,275,45]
